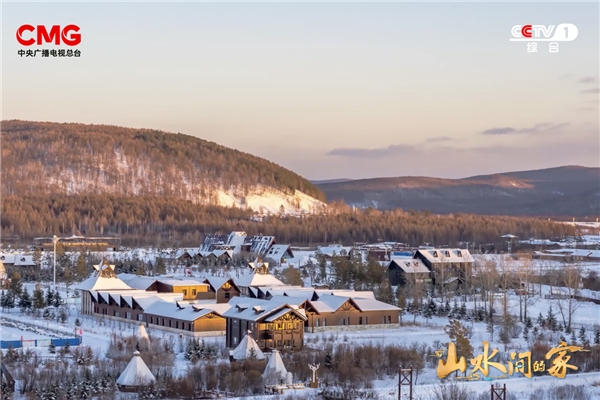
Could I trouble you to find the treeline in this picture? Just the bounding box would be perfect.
[1,120,325,201]
[1,195,576,247]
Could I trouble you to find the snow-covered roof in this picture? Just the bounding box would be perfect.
[317,244,352,257]
[265,245,293,261]
[137,324,149,340]
[14,255,35,266]
[264,349,287,383]
[75,274,133,291]
[89,289,183,310]
[307,294,399,314]
[117,351,156,386]
[0,254,15,264]
[118,274,157,290]
[230,331,265,361]
[247,235,276,255]
[211,250,233,259]
[156,278,207,287]
[389,259,430,274]
[144,301,230,322]
[235,267,285,288]
[223,297,307,322]
[415,248,473,263]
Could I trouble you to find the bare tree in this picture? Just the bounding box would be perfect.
[517,253,537,322]
[555,263,582,332]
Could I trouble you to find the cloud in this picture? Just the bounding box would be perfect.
[581,88,600,94]
[481,123,568,135]
[481,127,516,135]
[326,144,417,158]
[579,76,596,84]
[426,136,452,142]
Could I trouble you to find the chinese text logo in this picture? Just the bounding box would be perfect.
[16,24,82,58]
[17,25,81,46]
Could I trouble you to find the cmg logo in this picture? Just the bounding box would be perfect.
[16,25,81,46]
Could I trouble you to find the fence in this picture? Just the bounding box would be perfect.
[1,337,81,349]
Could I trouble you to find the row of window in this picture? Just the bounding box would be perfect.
[314,315,393,326]
[148,316,194,331]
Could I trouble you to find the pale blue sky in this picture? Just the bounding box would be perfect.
[2,2,598,179]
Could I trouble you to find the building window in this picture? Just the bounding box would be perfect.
[225,292,230,299]
[189,323,192,331]
[316,319,320,327]
[365,317,368,325]
[323,319,326,326]
[359,317,363,325]
[150,317,154,324]
[137,314,143,322]
[388,316,392,324]
[286,340,291,347]
[277,340,282,347]
[114,311,119,318]
[182,289,187,296]
[126,312,131,320]
[169,320,172,328]
[347,317,350,325]
[340,319,345,326]
[192,289,196,296]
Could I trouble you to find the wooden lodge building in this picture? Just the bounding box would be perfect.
[223,297,307,351]
[76,256,404,345]
[387,248,473,289]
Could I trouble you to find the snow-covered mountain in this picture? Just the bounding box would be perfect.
[1,120,326,214]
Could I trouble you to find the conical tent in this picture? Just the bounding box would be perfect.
[264,349,287,385]
[231,330,265,360]
[137,324,149,341]
[117,351,156,389]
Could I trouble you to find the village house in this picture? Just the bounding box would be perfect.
[234,260,287,297]
[300,294,400,331]
[202,277,242,303]
[199,229,277,257]
[223,297,307,351]
[155,278,211,301]
[264,244,294,265]
[412,248,473,289]
[144,301,230,335]
[387,258,431,286]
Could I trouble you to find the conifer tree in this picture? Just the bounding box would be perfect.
[33,284,46,311]
[8,272,22,299]
[18,288,32,312]
[45,289,55,307]
[76,251,88,280]
[537,312,545,329]
[594,329,600,345]
[570,330,577,345]
[579,326,587,344]
[53,291,63,307]
[445,319,474,361]
[525,317,533,329]
[546,306,557,331]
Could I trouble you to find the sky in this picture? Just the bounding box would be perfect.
[2,2,599,180]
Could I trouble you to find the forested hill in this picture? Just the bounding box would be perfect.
[1,120,326,213]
